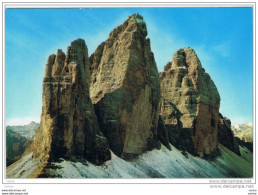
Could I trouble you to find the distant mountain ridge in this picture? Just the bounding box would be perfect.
[6,121,39,140]
[6,128,32,166]
[232,123,253,143]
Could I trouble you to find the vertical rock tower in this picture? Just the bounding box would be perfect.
[90,14,160,158]
[33,39,111,165]
[160,47,220,157]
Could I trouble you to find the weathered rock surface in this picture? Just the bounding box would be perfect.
[217,113,240,155]
[159,47,220,157]
[159,97,182,149]
[32,39,111,167]
[89,14,160,158]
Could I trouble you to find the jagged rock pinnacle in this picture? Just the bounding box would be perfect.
[90,14,160,159]
[159,47,220,157]
[32,39,111,169]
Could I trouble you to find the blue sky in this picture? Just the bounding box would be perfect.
[5,7,253,125]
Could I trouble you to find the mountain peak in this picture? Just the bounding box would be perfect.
[32,38,111,170]
[6,13,252,179]
[128,13,145,24]
[28,121,37,125]
[159,47,220,157]
[90,13,160,159]
[109,13,147,39]
[232,122,253,143]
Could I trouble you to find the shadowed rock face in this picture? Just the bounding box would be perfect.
[6,129,31,166]
[218,113,240,155]
[160,47,220,157]
[89,14,160,158]
[157,115,171,150]
[33,39,110,165]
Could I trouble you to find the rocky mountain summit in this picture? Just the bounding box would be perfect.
[159,48,220,158]
[6,13,253,178]
[32,39,111,174]
[90,14,160,159]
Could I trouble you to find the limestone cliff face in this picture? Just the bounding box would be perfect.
[160,47,220,157]
[33,39,110,165]
[89,14,160,158]
[218,114,240,155]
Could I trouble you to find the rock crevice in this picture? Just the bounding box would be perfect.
[218,113,240,155]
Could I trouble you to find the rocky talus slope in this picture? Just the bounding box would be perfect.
[7,144,252,178]
[159,48,220,157]
[90,14,160,159]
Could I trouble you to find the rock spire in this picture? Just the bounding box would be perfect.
[33,39,111,165]
[89,14,161,158]
[159,47,220,157]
